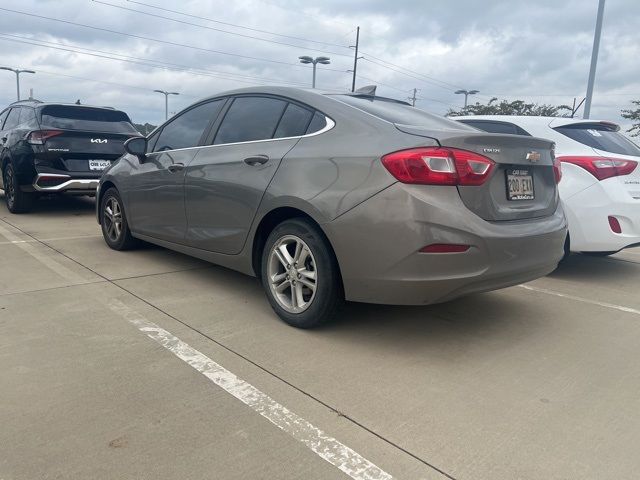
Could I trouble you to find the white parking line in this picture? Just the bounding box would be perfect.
[519,284,640,316]
[108,298,394,480]
[0,234,102,245]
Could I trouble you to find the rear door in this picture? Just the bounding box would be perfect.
[126,99,226,243]
[37,105,139,174]
[184,96,310,254]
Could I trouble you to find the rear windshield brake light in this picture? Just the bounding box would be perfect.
[557,156,637,181]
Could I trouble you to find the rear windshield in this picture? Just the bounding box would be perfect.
[554,124,640,157]
[39,106,137,134]
[331,94,473,131]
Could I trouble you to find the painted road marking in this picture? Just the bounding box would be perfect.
[519,284,640,316]
[108,298,394,480]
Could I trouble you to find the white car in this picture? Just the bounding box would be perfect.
[455,115,640,256]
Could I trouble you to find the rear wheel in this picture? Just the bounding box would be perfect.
[3,163,35,213]
[100,187,138,250]
[261,218,343,328]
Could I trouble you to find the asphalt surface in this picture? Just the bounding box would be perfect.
[1,194,639,480]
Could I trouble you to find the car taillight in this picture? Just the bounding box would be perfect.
[27,130,64,145]
[558,156,637,181]
[552,156,562,183]
[381,147,495,186]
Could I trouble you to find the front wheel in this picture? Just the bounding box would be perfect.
[100,187,138,250]
[3,163,35,213]
[261,218,343,328]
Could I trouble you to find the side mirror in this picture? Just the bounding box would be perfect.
[124,137,147,158]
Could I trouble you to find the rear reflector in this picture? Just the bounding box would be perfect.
[419,244,471,253]
[552,156,562,183]
[27,130,64,145]
[381,147,495,186]
[558,156,637,181]
[608,216,622,234]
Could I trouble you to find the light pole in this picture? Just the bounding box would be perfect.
[455,89,479,108]
[0,67,35,101]
[298,56,331,89]
[583,0,606,119]
[153,89,179,120]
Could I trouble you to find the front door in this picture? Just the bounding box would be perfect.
[125,99,226,243]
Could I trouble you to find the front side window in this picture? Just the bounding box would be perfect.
[154,99,224,152]
[214,96,287,145]
[554,124,640,157]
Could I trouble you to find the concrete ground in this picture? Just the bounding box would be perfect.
[1,194,639,480]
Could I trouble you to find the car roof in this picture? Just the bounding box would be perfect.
[7,100,119,111]
[452,115,621,130]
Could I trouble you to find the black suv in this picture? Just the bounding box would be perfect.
[0,100,139,213]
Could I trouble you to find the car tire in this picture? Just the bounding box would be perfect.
[3,163,35,213]
[100,187,139,250]
[260,218,343,328]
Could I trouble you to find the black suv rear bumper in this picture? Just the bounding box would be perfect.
[31,173,100,193]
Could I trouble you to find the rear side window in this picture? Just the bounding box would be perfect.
[273,103,314,138]
[153,99,224,152]
[18,108,37,128]
[3,108,21,130]
[306,112,327,134]
[332,95,472,130]
[39,106,138,134]
[460,120,531,136]
[214,96,287,145]
[554,124,640,157]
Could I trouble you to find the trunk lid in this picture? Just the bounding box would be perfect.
[397,125,558,221]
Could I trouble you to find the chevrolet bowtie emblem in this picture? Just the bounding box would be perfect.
[526,151,541,162]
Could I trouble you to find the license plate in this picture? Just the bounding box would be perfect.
[506,168,534,200]
[89,160,111,171]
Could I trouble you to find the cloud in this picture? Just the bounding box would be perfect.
[0,0,637,128]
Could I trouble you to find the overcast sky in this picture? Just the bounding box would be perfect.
[0,0,638,130]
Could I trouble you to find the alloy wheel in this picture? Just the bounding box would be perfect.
[267,235,317,313]
[103,196,123,242]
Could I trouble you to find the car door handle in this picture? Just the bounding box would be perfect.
[167,163,185,173]
[243,155,269,166]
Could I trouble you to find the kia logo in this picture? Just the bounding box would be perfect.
[91,138,108,143]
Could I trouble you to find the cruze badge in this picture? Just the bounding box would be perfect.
[91,138,108,143]
[526,151,541,162]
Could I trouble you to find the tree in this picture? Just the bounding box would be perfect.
[133,122,158,135]
[447,97,571,117]
[621,100,640,137]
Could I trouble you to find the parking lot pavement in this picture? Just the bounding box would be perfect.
[2,195,640,480]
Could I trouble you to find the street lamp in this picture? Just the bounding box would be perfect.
[0,67,35,101]
[153,89,179,120]
[454,89,479,108]
[298,56,331,89]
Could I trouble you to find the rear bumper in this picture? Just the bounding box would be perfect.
[326,183,567,305]
[30,173,99,193]
[563,182,640,252]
